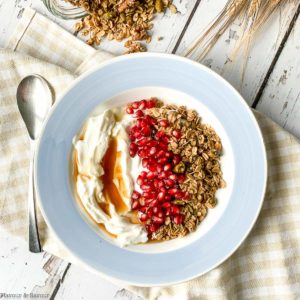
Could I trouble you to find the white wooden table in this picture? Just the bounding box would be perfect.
[0,0,299,299]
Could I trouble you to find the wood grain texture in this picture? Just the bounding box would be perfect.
[256,7,300,139]
[175,0,299,106]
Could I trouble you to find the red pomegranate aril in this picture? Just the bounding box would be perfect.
[147,140,157,147]
[146,209,153,218]
[168,188,179,196]
[173,214,183,225]
[162,136,170,144]
[146,99,156,108]
[172,129,181,139]
[138,149,148,158]
[139,206,147,213]
[165,179,175,187]
[140,171,147,178]
[159,119,169,128]
[129,149,137,157]
[126,106,134,114]
[130,142,138,150]
[153,179,160,188]
[158,171,168,179]
[142,126,151,136]
[152,216,164,224]
[136,176,144,186]
[173,155,181,165]
[165,207,171,216]
[169,174,177,181]
[132,101,140,109]
[171,205,180,215]
[141,184,151,191]
[175,191,186,199]
[155,131,165,139]
[149,147,157,156]
[146,171,156,180]
[140,213,148,222]
[156,150,165,158]
[137,137,148,146]
[177,174,185,183]
[163,163,172,171]
[139,99,147,109]
[162,202,171,208]
[148,164,157,172]
[142,158,149,168]
[158,142,168,150]
[143,191,155,199]
[157,191,166,201]
[146,223,158,233]
[133,131,142,139]
[158,157,168,165]
[131,191,141,200]
[165,195,172,201]
[157,211,165,218]
[135,110,144,118]
[165,151,173,158]
[149,117,157,125]
[156,164,163,173]
[152,206,162,215]
[132,200,140,210]
[149,199,159,207]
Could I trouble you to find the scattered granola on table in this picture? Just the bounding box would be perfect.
[66,0,177,51]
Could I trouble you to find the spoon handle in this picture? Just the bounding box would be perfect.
[28,142,42,253]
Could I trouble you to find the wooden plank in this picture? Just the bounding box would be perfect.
[0,227,69,297]
[54,265,141,300]
[175,0,299,106]
[256,8,300,139]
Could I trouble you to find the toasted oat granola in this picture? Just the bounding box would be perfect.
[148,104,225,240]
[66,0,176,51]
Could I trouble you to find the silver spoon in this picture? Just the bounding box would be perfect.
[16,75,53,253]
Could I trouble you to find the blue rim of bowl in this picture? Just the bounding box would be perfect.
[34,53,267,286]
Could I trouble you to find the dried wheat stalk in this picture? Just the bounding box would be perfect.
[185,0,297,61]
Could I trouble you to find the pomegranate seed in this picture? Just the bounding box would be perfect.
[149,147,157,156]
[165,179,175,187]
[156,164,163,173]
[130,142,137,150]
[140,206,147,213]
[137,138,148,146]
[177,174,185,183]
[155,131,165,139]
[137,176,144,186]
[162,202,171,208]
[143,191,155,199]
[152,216,164,224]
[163,164,172,172]
[158,171,168,179]
[135,110,144,118]
[165,151,173,158]
[152,206,162,215]
[147,209,153,218]
[149,117,157,125]
[149,199,159,207]
[142,158,149,168]
[146,223,158,233]
[175,191,186,199]
[138,149,148,158]
[131,191,141,200]
[139,100,147,109]
[126,106,134,114]
[168,188,179,196]
[132,200,140,210]
[157,191,166,201]
[165,207,171,216]
[173,214,183,225]
[173,155,181,165]
[157,211,165,218]
[147,140,157,147]
[162,136,170,144]
[148,164,157,172]
[133,131,142,139]
[159,119,169,128]
[158,157,168,165]
[146,99,156,108]
[146,171,156,180]
[132,101,140,109]
[169,174,177,181]
[153,179,160,188]
[140,213,148,222]
[159,186,167,193]
[129,149,137,157]
[130,125,139,133]
[158,142,168,150]
[141,184,151,191]
[140,171,148,178]
[172,129,181,139]
[156,150,165,158]
[142,126,151,136]
[171,205,180,215]
[165,195,172,201]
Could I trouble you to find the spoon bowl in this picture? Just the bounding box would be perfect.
[17,75,52,140]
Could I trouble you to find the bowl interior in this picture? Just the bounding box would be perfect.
[72,86,235,253]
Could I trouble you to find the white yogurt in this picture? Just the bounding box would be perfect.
[73,110,148,247]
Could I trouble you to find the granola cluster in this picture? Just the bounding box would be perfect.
[148,104,225,240]
[66,0,177,52]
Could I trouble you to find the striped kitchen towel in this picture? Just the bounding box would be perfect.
[0,7,299,300]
